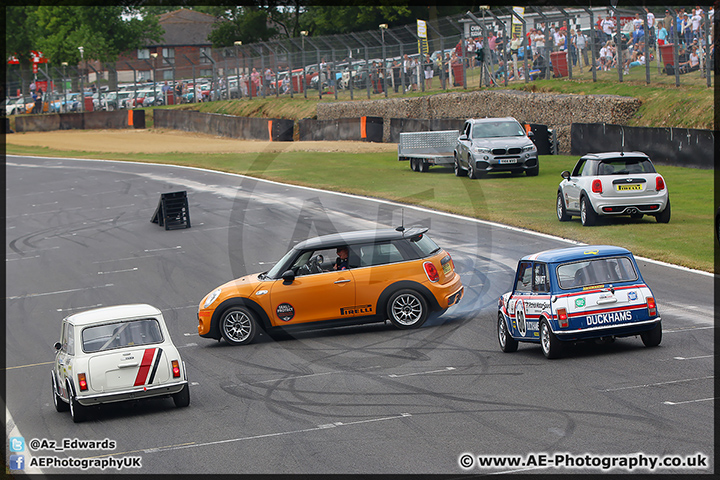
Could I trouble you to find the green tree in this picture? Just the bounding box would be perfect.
[207,7,279,47]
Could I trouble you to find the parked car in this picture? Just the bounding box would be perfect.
[52,304,189,422]
[5,97,27,115]
[454,117,539,178]
[557,151,670,226]
[497,245,662,359]
[198,227,464,345]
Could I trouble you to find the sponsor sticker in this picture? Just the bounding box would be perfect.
[276,303,295,322]
[575,297,586,308]
[628,291,638,301]
[515,299,527,336]
[340,305,373,316]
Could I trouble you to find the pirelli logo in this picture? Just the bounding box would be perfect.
[340,305,373,316]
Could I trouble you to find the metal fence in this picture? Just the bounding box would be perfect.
[5,6,714,114]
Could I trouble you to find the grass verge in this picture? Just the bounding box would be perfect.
[7,143,713,272]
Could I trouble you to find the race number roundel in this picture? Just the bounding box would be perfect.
[515,299,527,336]
[276,303,295,322]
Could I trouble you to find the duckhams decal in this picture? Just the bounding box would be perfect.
[276,303,295,322]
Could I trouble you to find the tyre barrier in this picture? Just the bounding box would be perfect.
[154,109,293,142]
[297,116,382,142]
[14,110,143,132]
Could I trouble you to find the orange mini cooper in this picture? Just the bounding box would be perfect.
[198,227,464,345]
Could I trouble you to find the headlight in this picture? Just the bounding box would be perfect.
[522,144,536,153]
[473,146,491,154]
[203,288,222,308]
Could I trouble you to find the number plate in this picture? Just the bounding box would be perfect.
[442,262,452,275]
[616,184,642,191]
[499,159,517,164]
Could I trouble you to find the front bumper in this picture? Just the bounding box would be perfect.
[474,154,538,173]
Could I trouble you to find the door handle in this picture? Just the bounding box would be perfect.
[596,297,617,305]
[118,361,139,368]
[334,279,351,284]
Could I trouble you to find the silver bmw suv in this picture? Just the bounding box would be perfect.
[454,117,539,178]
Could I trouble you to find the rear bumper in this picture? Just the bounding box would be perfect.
[77,380,188,406]
[554,317,660,341]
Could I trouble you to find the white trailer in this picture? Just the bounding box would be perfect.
[397,130,459,172]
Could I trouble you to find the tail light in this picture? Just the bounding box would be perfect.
[423,261,439,282]
[77,373,88,391]
[448,253,455,271]
[647,297,657,316]
[172,360,181,378]
[591,179,603,194]
[655,176,665,191]
[556,308,568,328]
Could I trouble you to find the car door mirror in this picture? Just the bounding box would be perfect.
[459,134,468,141]
[527,130,534,139]
[54,342,62,350]
[561,170,571,180]
[281,270,295,283]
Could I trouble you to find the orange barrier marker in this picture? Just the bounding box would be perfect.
[360,116,367,139]
[268,120,273,142]
[128,110,134,126]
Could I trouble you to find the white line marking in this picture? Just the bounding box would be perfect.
[674,355,714,360]
[56,304,103,312]
[664,326,715,333]
[6,284,114,300]
[388,367,456,378]
[92,253,176,264]
[664,397,716,405]
[30,201,58,207]
[6,255,40,262]
[98,267,138,275]
[602,375,714,392]
[105,204,135,209]
[144,246,182,252]
[252,371,336,384]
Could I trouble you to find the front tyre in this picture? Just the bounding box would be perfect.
[526,165,539,176]
[580,196,597,226]
[220,306,259,345]
[540,319,562,359]
[556,192,571,221]
[387,289,428,329]
[640,321,662,347]
[498,313,518,353]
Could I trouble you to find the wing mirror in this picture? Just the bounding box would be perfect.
[561,170,571,180]
[54,342,62,350]
[459,134,468,141]
[281,270,295,284]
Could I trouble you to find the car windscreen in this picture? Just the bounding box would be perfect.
[556,256,638,289]
[266,248,299,279]
[472,121,525,138]
[82,318,164,353]
[597,157,656,175]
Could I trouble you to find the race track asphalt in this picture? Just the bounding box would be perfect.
[5,155,714,475]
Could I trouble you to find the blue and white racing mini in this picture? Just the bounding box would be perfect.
[497,245,661,359]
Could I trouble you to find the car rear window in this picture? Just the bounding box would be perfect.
[557,256,638,289]
[409,234,441,257]
[597,157,656,175]
[82,318,164,353]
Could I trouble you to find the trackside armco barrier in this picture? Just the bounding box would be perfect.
[153,110,293,142]
[570,123,714,169]
[14,110,144,132]
[297,116,383,142]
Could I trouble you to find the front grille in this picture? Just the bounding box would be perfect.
[491,147,522,155]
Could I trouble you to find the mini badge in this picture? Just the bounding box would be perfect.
[575,297,586,308]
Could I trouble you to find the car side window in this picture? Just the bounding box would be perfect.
[66,324,75,355]
[571,159,586,176]
[357,242,404,267]
[514,262,533,292]
[533,263,549,293]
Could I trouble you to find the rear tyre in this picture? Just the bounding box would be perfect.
[419,160,429,172]
[640,321,662,347]
[540,319,562,359]
[655,199,671,223]
[556,192,571,221]
[69,392,88,423]
[220,306,259,345]
[498,313,518,353]
[387,289,428,329]
[172,384,190,407]
[580,196,597,226]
